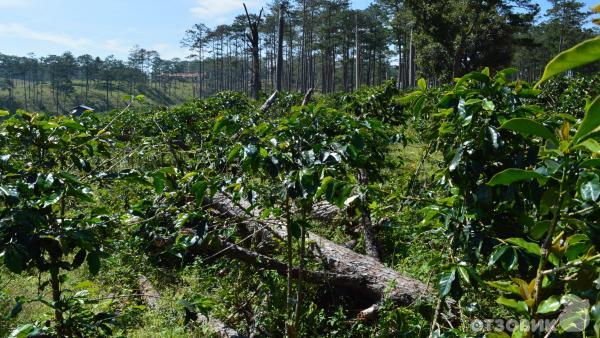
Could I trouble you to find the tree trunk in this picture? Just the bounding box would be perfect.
[354,13,360,91]
[276,4,285,92]
[209,194,428,306]
[357,169,380,260]
[244,4,263,100]
[50,263,66,337]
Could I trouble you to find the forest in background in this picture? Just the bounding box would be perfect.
[0,0,598,114]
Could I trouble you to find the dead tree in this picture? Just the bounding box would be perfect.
[301,88,313,106]
[208,194,429,309]
[260,91,279,112]
[243,3,263,100]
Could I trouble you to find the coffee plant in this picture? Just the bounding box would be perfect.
[0,26,598,338]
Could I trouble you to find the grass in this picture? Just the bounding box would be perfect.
[0,79,198,114]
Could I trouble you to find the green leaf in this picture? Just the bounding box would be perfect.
[488,245,509,266]
[488,169,546,186]
[506,237,541,256]
[289,219,307,239]
[438,268,456,297]
[574,138,600,153]
[500,118,558,146]
[558,294,590,332]
[417,78,426,91]
[315,176,334,200]
[41,193,61,208]
[510,322,530,338]
[573,96,600,142]
[530,221,550,240]
[457,266,470,284]
[72,249,86,269]
[0,110,9,117]
[581,159,600,168]
[496,296,529,314]
[3,245,26,274]
[0,186,18,198]
[486,280,521,296]
[227,144,242,163]
[448,145,464,172]
[332,183,353,208]
[86,251,100,276]
[536,36,600,87]
[482,99,495,111]
[591,301,600,321]
[152,176,165,194]
[175,213,190,229]
[540,189,558,216]
[580,176,600,202]
[537,296,561,314]
[9,324,35,338]
[191,180,208,203]
[62,120,85,131]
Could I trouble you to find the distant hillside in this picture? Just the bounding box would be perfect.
[0,79,197,114]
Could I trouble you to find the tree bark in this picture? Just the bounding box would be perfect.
[301,88,313,106]
[209,194,428,305]
[138,275,160,309]
[354,13,360,91]
[243,4,263,100]
[275,4,285,92]
[357,169,381,260]
[260,91,279,112]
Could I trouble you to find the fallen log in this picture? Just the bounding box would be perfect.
[137,275,160,309]
[213,238,368,291]
[209,194,428,306]
[199,317,246,338]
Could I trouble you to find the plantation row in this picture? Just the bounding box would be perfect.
[0,34,599,337]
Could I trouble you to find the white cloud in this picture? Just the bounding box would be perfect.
[190,0,263,26]
[0,23,92,50]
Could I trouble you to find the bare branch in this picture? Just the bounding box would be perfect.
[302,88,314,106]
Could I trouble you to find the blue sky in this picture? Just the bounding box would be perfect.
[0,0,597,60]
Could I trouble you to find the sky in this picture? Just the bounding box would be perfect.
[0,0,597,60]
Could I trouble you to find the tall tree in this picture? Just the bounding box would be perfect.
[76,54,98,102]
[546,0,591,52]
[182,23,210,98]
[276,3,286,91]
[406,0,538,78]
[243,3,264,100]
